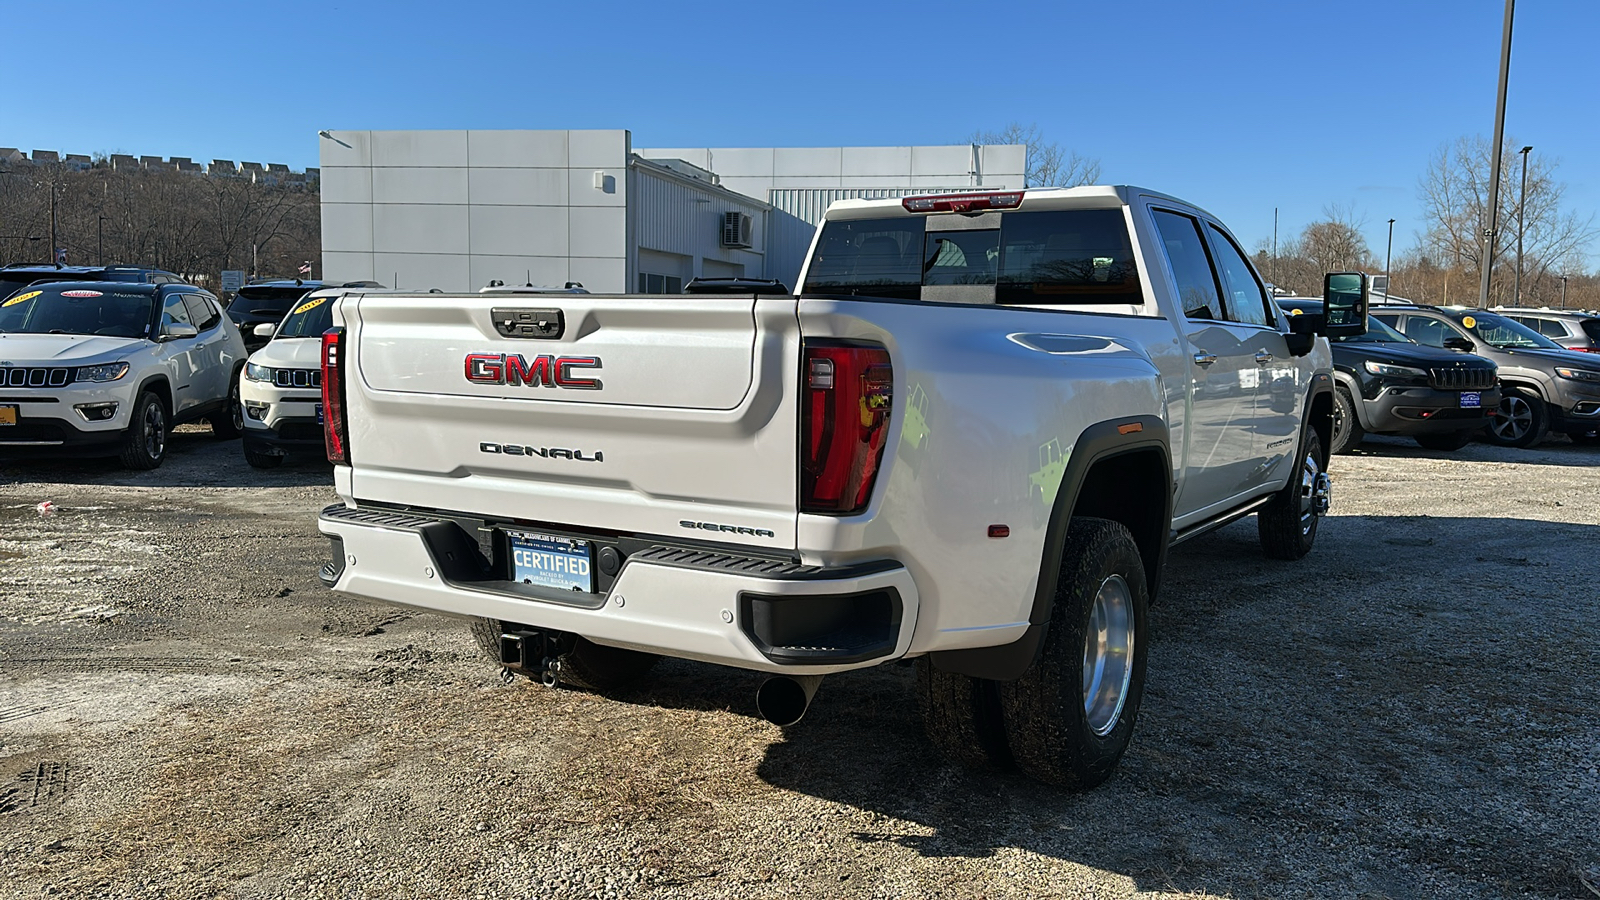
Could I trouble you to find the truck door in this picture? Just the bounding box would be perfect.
[1150,209,1262,516]
[1201,221,1301,490]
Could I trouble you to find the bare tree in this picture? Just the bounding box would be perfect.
[969,123,1100,188]
[1418,136,1597,306]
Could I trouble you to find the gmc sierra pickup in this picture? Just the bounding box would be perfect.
[314,186,1366,789]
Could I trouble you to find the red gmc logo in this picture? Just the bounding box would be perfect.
[464,353,602,390]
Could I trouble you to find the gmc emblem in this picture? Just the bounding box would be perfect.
[465,353,602,390]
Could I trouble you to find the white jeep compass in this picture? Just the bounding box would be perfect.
[238,288,344,468]
[0,281,247,468]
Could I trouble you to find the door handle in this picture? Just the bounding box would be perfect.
[1254,350,1274,365]
[1193,352,1218,367]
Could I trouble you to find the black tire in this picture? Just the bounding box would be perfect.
[469,619,658,693]
[1483,387,1548,448]
[210,369,244,439]
[1330,386,1364,454]
[1414,430,1474,451]
[118,391,168,470]
[996,517,1149,790]
[245,448,283,469]
[915,658,1008,770]
[1258,428,1326,561]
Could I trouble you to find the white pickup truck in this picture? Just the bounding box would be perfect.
[315,186,1367,789]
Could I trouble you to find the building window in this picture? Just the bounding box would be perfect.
[638,273,683,294]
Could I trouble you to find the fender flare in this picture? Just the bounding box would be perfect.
[931,414,1171,681]
[130,374,173,416]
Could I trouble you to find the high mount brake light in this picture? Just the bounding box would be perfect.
[801,343,892,515]
[321,327,350,464]
[901,192,1024,214]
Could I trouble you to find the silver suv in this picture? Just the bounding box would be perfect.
[1372,306,1600,447]
[1492,307,1600,354]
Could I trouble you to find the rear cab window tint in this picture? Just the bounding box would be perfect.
[802,208,1142,305]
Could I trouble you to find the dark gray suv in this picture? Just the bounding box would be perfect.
[1373,306,1600,447]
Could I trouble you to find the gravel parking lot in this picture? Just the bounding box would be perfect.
[1,429,1597,900]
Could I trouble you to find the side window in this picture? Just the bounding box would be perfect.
[181,294,218,330]
[1535,317,1568,338]
[1402,316,1453,348]
[161,293,195,330]
[1204,224,1273,327]
[1151,210,1222,320]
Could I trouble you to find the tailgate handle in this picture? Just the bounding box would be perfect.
[491,308,565,340]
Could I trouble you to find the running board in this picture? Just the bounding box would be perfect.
[1169,495,1273,546]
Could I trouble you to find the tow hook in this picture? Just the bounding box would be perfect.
[541,656,563,689]
[1313,472,1332,514]
[498,628,571,688]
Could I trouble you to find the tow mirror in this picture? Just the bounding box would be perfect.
[1321,272,1369,339]
[253,322,276,338]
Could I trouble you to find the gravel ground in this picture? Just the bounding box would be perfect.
[1,427,1597,900]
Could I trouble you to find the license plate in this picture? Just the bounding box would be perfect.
[506,531,593,593]
[0,405,15,426]
[1460,391,1482,409]
[315,403,324,425]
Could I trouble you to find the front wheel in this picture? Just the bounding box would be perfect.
[1257,428,1327,560]
[995,517,1149,790]
[1483,388,1548,448]
[210,369,244,439]
[1330,386,1363,454]
[118,391,168,470]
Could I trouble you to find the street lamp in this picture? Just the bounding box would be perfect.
[1385,218,1396,301]
[1560,274,1568,308]
[1515,145,1532,305]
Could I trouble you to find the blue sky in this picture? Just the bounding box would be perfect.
[5,0,1596,268]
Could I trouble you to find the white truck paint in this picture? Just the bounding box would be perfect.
[314,185,1348,788]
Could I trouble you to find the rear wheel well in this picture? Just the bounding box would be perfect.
[1069,449,1169,600]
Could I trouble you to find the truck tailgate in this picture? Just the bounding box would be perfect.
[340,292,801,549]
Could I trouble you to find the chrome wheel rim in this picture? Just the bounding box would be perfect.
[229,375,243,433]
[143,402,165,459]
[1082,574,1135,738]
[1492,396,1532,441]
[1298,448,1321,535]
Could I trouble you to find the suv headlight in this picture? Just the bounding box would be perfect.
[1554,366,1600,383]
[75,362,131,383]
[1363,360,1427,379]
[245,362,274,382]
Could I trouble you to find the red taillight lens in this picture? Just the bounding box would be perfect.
[321,327,349,464]
[801,343,892,515]
[901,191,1024,213]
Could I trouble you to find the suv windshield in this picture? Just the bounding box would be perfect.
[1282,303,1410,343]
[234,286,312,318]
[802,209,1142,304]
[275,294,335,339]
[0,285,153,338]
[1457,311,1562,350]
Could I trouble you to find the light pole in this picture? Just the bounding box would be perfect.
[1479,0,1517,309]
[1514,145,1532,305]
[98,215,107,265]
[1385,218,1395,301]
[1560,274,1568,308]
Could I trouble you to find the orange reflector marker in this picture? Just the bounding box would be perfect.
[988,525,1010,538]
[1117,422,1143,435]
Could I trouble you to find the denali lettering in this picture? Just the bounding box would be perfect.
[465,353,602,389]
[679,520,776,538]
[480,442,604,462]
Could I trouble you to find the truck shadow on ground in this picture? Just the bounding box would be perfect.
[1348,432,1600,465]
[738,513,1600,899]
[0,427,332,489]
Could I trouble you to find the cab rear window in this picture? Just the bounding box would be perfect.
[803,209,1141,305]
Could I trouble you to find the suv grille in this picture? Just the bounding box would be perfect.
[272,368,322,389]
[1430,367,1496,390]
[1,367,73,388]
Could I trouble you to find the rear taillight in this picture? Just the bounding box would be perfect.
[321,327,349,464]
[800,343,892,515]
[901,191,1023,213]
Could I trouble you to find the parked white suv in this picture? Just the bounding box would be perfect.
[0,281,247,468]
[238,288,346,468]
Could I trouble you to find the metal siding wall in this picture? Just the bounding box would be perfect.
[634,168,780,281]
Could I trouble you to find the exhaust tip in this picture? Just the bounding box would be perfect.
[756,675,823,727]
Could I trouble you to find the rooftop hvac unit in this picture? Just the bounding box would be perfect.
[721,211,753,249]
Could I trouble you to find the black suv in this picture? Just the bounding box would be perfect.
[1372,305,1600,447]
[1279,299,1499,452]
[227,280,383,351]
[0,264,186,300]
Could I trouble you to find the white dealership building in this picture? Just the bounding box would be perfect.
[317,129,1025,293]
